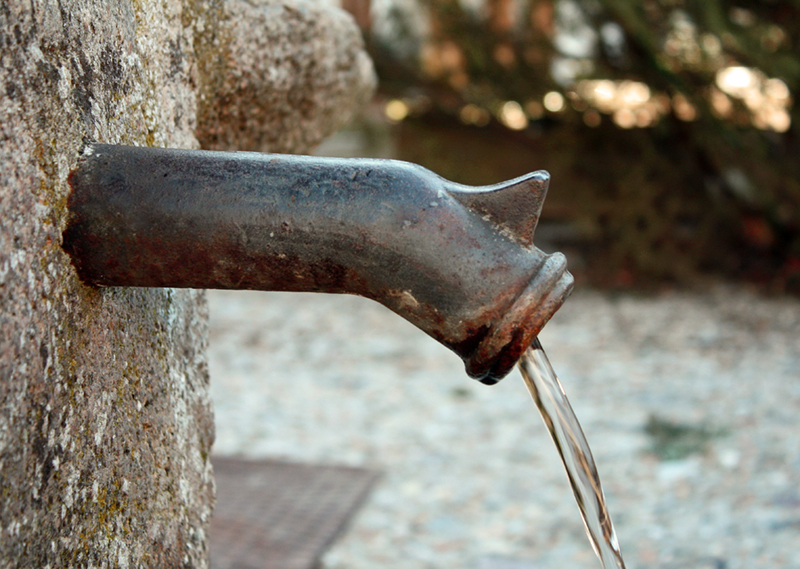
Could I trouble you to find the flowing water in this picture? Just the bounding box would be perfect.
[518,338,626,569]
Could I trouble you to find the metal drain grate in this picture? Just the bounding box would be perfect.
[210,457,380,569]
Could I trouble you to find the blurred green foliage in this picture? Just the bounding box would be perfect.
[367,0,800,292]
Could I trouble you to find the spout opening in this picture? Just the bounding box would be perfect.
[464,253,573,384]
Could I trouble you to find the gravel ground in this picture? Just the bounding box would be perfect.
[207,286,800,569]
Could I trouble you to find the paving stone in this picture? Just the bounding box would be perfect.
[208,287,800,569]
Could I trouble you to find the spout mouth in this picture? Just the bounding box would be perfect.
[465,253,574,384]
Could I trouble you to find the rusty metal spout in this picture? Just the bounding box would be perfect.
[62,144,573,384]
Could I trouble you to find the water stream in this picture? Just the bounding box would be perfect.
[518,338,626,569]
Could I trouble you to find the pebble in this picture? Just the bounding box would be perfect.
[208,286,800,569]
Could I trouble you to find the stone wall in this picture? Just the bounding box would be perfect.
[0,1,374,567]
[196,0,376,153]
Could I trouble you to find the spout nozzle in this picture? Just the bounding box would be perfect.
[464,253,574,384]
[443,170,571,383]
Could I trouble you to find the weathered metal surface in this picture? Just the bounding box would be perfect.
[63,144,573,383]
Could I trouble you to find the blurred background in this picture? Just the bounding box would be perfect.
[319,0,800,294]
[209,2,800,569]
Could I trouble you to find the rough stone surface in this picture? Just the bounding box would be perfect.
[195,0,377,154]
[0,1,213,567]
[0,0,374,567]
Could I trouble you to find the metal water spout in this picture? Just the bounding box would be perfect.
[62,144,573,384]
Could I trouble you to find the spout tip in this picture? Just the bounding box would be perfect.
[464,253,573,384]
[448,171,550,247]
